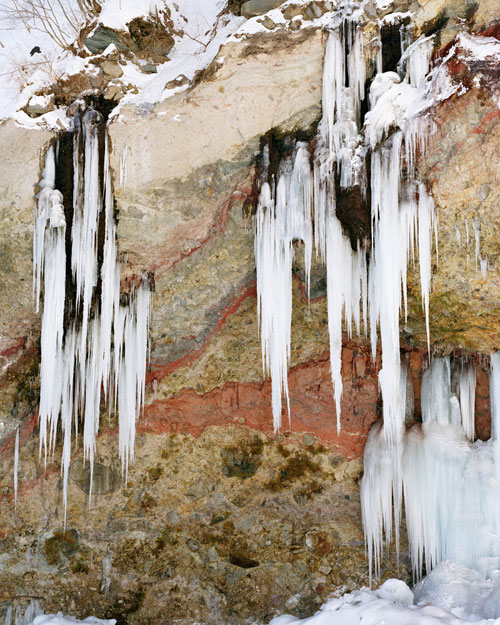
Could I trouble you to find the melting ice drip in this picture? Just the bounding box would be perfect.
[362,354,500,585]
[33,109,151,516]
[255,12,438,434]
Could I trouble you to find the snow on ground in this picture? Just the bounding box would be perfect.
[29,616,115,625]
[109,0,245,114]
[0,0,344,127]
[269,570,500,625]
[0,7,62,121]
[456,32,500,62]
[0,0,247,126]
[2,0,497,130]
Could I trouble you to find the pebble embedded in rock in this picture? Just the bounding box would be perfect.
[140,63,158,74]
[103,85,124,101]
[241,0,284,18]
[186,538,200,551]
[303,434,317,446]
[477,183,490,202]
[101,60,124,79]
[258,16,277,29]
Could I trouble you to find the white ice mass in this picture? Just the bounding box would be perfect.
[255,12,436,434]
[252,5,500,623]
[34,108,151,515]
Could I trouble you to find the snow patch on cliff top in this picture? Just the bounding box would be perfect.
[1,1,499,128]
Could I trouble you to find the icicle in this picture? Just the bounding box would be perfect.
[320,23,370,189]
[404,35,434,88]
[361,420,399,583]
[490,353,500,480]
[473,216,480,270]
[255,15,437,438]
[117,281,151,478]
[369,134,408,441]
[255,143,313,431]
[326,217,346,432]
[14,428,19,510]
[255,181,293,431]
[458,359,476,441]
[361,359,409,583]
[421,357,455,426]
[324,218,367,432]
[417,183,434,352]
[36,145,67,465]
[481,257,488,277]
[363,356,500,582]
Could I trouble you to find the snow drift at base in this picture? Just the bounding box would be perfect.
[270,571,500,625]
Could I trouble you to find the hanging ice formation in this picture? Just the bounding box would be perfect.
[14,428,19,510]
[34,107,151,516]
[362,355,500,584]
[254,9,436,434]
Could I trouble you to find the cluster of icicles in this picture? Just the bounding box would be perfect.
[254,6,500,586]
[255,13,436,437]
[33,108,151,515]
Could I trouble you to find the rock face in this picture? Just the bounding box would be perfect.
[0,0,499,623]
[406,53,500,352]
[0,122,54,436]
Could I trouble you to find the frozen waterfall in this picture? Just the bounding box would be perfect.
[34,108,151,515]
[252,8,500,596]
[362,355,500,584]
[254,15,436,434]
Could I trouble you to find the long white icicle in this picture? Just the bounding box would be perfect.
[14,428,19,510]
[255,144,312,431]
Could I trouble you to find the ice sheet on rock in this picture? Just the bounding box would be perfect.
[490,353,500,480]
[363,356,500,584]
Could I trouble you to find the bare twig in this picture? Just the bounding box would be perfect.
[0,0,102,52]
